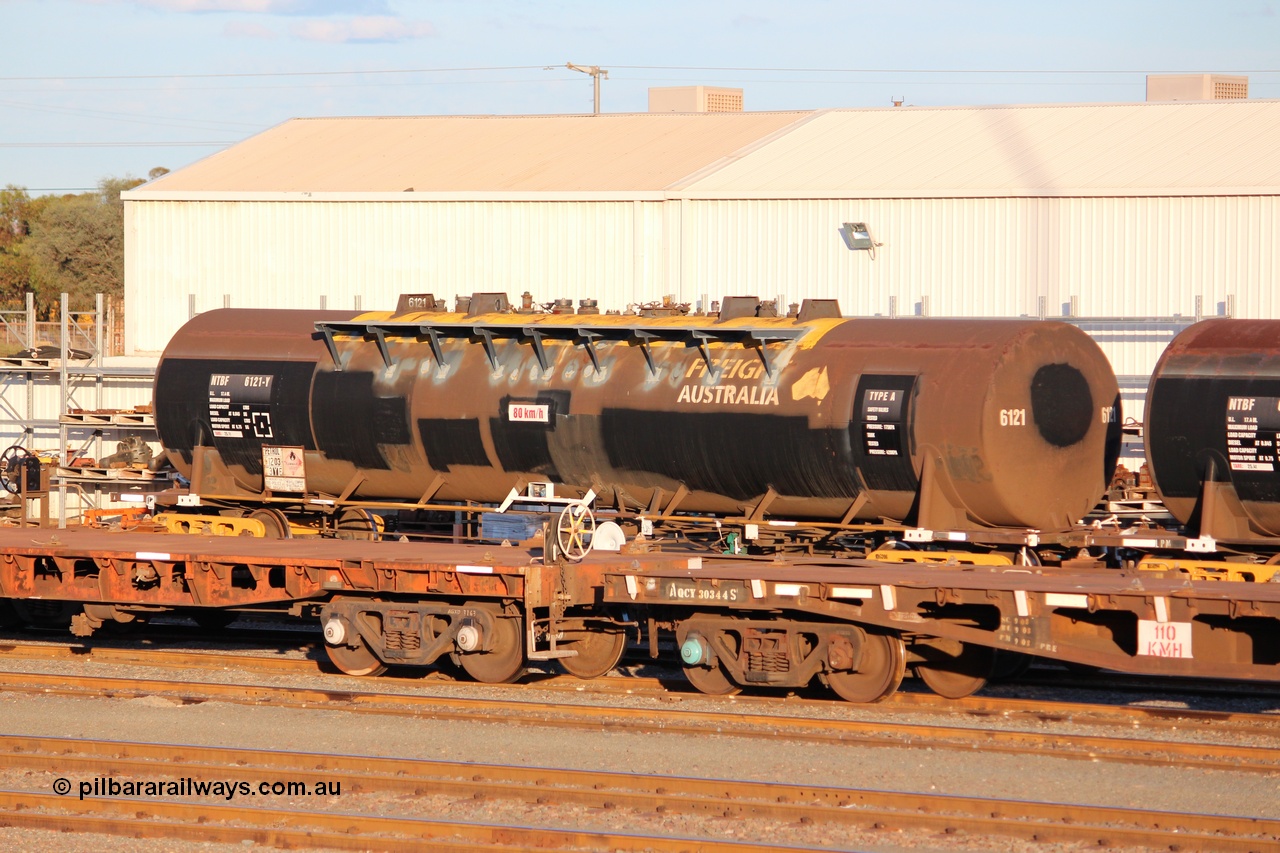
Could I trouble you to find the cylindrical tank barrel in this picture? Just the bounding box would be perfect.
[1146,319,1280,536]
[154,308,1121,532]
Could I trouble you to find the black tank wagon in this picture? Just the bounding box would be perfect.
[151,294,1122,549]
[1146,319,1280,543]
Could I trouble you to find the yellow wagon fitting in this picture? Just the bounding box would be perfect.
[1136,557,1280,583]
[866,549,1014,567]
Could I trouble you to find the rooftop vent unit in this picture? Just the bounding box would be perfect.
[1146,74,1248,101]
[648,86,744,113]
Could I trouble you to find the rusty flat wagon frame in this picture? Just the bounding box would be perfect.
[1,526,1276,702]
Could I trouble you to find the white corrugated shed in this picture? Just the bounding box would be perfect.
[669,195,1276,319]
[126,199,673,352]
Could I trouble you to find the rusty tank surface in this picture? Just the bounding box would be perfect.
[1146,319,1280,538]
[153,295,1121,532]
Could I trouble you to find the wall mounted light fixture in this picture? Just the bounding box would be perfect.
[839,222,874,251]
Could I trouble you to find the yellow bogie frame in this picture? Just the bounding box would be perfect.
[152,512,317,538]
[1137,557,1280,583]
[866,548,1014,567]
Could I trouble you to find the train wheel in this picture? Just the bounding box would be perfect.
[680,628,741,696]
[683,660,741,695]
[558,627,626,679]
[248,507,291,539]
[336,508,381,541]
[459,614,525,684]
[827,630,906,703]
[325,633,388,677]
[10,600,79,630]
[914,639,995,699]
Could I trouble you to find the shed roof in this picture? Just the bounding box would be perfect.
[136,112,811,194]
[677,100,1280,198]
[130,100,1280,200]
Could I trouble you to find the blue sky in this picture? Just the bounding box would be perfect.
[3,0,1278,195]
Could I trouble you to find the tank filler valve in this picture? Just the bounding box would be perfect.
[456,622,483,652]
[322,618,346,645]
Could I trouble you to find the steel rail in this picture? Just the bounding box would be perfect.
[0,641,676,696]
[0,790,797,853]
[885,691,1280,739]
[0,642,668,694]
[0,670,1277,773]
[0,642,665,691]
[0,642,330,674]
[4,640,1279,738]
[1018,669,1280,701]
[0,735,1275,851]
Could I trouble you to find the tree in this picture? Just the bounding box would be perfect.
[23,176,145,312]
[0,186,44,308]
[1,185,34,248]
[0,172,160,314]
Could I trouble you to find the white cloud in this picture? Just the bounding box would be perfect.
[290,15,435,43]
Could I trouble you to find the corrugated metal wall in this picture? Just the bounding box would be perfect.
[126,194,1276,357]
[677,196,1278,320]
[126,200,669,353]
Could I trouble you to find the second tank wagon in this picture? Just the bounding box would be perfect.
[1146,319,1280,542]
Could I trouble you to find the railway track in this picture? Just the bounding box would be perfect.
[3,639,1279,741]
[1017,668,1280,703]
[0,790,787,853]
[0,667,1277,775]
[0,734,1275,851]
